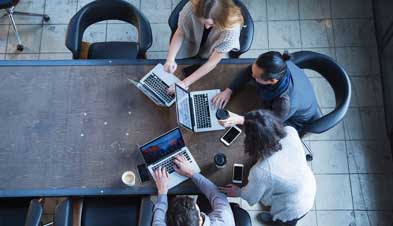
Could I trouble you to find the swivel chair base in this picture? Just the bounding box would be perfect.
[1,6,50,51]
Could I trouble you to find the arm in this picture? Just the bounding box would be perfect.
[152,195,168,226]
[228,64,253,93]
[164,28,184,73]
[240,167,269,206]
[167,28,184,63]
[271,93,291,121]
[182,50,225,87]
[211,65,253,108]
[192,173,235,225]
[152,167,170,226]
[192,173,231,210]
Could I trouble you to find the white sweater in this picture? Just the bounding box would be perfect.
[240,126,316,222]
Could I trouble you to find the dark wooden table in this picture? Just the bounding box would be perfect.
[0,59,259,197]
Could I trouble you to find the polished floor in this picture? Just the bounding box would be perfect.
[1,0,392,225]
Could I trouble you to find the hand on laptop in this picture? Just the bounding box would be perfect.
[164,60,177,74]
[166,80,189,95]
[173,155,196,178]
[219,184,241,197]
[218,111,245,127]
[212,88,233,108]
[153,166,169,195]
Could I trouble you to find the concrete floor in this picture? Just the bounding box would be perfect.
[0,0,392,225]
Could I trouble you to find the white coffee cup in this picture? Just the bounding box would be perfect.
[122,171,136,186]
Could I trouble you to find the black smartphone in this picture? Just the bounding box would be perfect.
[137,164,150,183]
[232,164,244,184]
[220,126,242,146]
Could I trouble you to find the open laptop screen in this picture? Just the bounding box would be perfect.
[140,128,185,165]
[175,85,193,130]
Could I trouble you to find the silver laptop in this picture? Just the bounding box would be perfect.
[139,127,201,189]
[129,64,180,107]
[175,84,224,133]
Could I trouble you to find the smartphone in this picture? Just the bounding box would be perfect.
[220,126,242,146]
[232,163,244,184]
[137,164,150,183]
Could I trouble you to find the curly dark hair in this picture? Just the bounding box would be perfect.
[166,197,199,226]
[243,110,287,160]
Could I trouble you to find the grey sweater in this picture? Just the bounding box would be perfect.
[152,173,235,226]
[240,126,316,222]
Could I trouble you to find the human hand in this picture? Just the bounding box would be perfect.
[153,166,169,195]
[166,80,188,95]
[173,154,195,178]
[164,60,177,74]
[219,184,241,197]
[211,88,232,108]
[218,111,244,127]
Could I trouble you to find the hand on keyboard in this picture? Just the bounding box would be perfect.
[166,80,188,95]
[153,166,169,195]
[173,155,196,178]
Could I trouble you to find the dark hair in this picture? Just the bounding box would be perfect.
[166,197,199,226]
[243,110,287,160]
[255,51,292,81]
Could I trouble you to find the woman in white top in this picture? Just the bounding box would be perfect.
[164,0,244,94]
[220,110,316,226]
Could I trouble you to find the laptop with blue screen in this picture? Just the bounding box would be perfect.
[139,127,200,189]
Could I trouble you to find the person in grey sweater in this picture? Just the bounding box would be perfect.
[212,51,321,132]
[152,155,235,226]
[220,110,316,226]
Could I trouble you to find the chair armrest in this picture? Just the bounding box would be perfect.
[65,15,83,59]
[168,0,188,41]
[24,199,43,226]
[136,13,153,58]
[302,105,348,135]
[54,198,73,226]
[230,203,252,226]
[230,0,254,58]
[137,197,154,226]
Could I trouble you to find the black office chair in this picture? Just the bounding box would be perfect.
[55,197,154,226]
[230,203,252,226]
[0,0,50,51]
[65,0,153,59]
[0,198,43,226]
[168,0,254,58]
[291,51,351,160]
[54,198,72,226]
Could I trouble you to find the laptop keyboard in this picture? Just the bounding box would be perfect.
[194,94,211,129]
[144,73,175,104]
[152,151,192,174]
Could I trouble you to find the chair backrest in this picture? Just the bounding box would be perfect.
[168,0,254,58]
[78,197,153,226]
[65,0,152,59]
[0,0,19,9]
[291,51,352,135]
[54,199,73,226]
[230,203,252,226]
[24,199,43,226]
[0,198,42,226]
